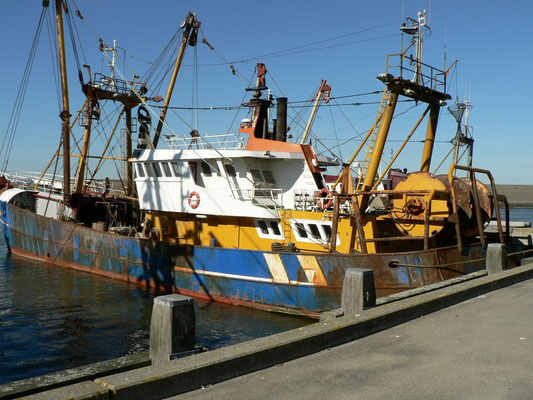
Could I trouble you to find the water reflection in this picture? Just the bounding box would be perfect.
[0,236,310,385]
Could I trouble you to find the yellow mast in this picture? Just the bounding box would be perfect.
[55,0,71,204]
[125,107,133,195]
[419,104,440,171]
[359,92,399,211]
[153,12,201,148]
[300,80,331,144]
[74,98,95,194]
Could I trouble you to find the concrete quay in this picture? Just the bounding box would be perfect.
[175,274,533,400]
[6,261,533,400]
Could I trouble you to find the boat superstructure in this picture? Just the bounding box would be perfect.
[131,10,499,258]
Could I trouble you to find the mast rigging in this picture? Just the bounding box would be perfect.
[153,12,201,148]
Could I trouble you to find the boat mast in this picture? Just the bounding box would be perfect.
[70,38,147,200]
[74,41,115,195]
[74,99,95,195]
[420,103,440,172]
[153,12,201,148]
[300,80,331,144]
[359,92,399,210]
[55,0,71,204]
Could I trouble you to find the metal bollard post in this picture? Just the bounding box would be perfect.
[341,267,376,316]
[150,294,195,364]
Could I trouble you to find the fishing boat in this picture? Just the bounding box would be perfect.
[0,4,526,317]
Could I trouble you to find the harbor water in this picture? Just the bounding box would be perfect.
[500,207,533,223]
[0,235,310,386]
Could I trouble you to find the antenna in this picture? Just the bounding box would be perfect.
[449,99,474,166]
[99,39,119,89]
[400,10,428,86]
[444,25,447,72]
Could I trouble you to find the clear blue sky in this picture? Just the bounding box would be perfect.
[2,0,532,184]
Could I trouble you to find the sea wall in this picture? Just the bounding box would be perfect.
[496,185,533,207]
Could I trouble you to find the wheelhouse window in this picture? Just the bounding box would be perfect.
[145,163,155,177]
[270,221,281,236]
[322,224,332,239]
[162,162,172,177]
[189,163,197,182]
[201,161,212,176]
[258,220,269,235]
[153,163,162,177]
[254,219,284,240]
[136,164,145,178]
[263,170,276,185]
[296,223,308,238]
[291,219,339,246]
[309,224,321,239]
[224,163,236,177]
[250,169,263,183]
[170,162,182,177]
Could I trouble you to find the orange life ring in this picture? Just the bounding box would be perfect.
[315,188,333,209]
[188,191,201,209]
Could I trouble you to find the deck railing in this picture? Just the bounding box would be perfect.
[384,52,447,93]
[0,171,123,196]
[89,74,147,98]
[165,133,244,150]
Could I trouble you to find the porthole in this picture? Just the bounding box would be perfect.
[388,260,400,269]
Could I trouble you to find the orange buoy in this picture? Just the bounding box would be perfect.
[315,188,333,209]
[188,191,200,209]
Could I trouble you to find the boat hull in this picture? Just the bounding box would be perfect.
[0,202,490,317]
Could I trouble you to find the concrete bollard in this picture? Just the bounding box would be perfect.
[341,267,376,316]
[486,243,508,274]
[150,294,195,364]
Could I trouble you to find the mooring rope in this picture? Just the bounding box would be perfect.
[394,247,533,269]
[393,257,486,269]
[507,248,533,257]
